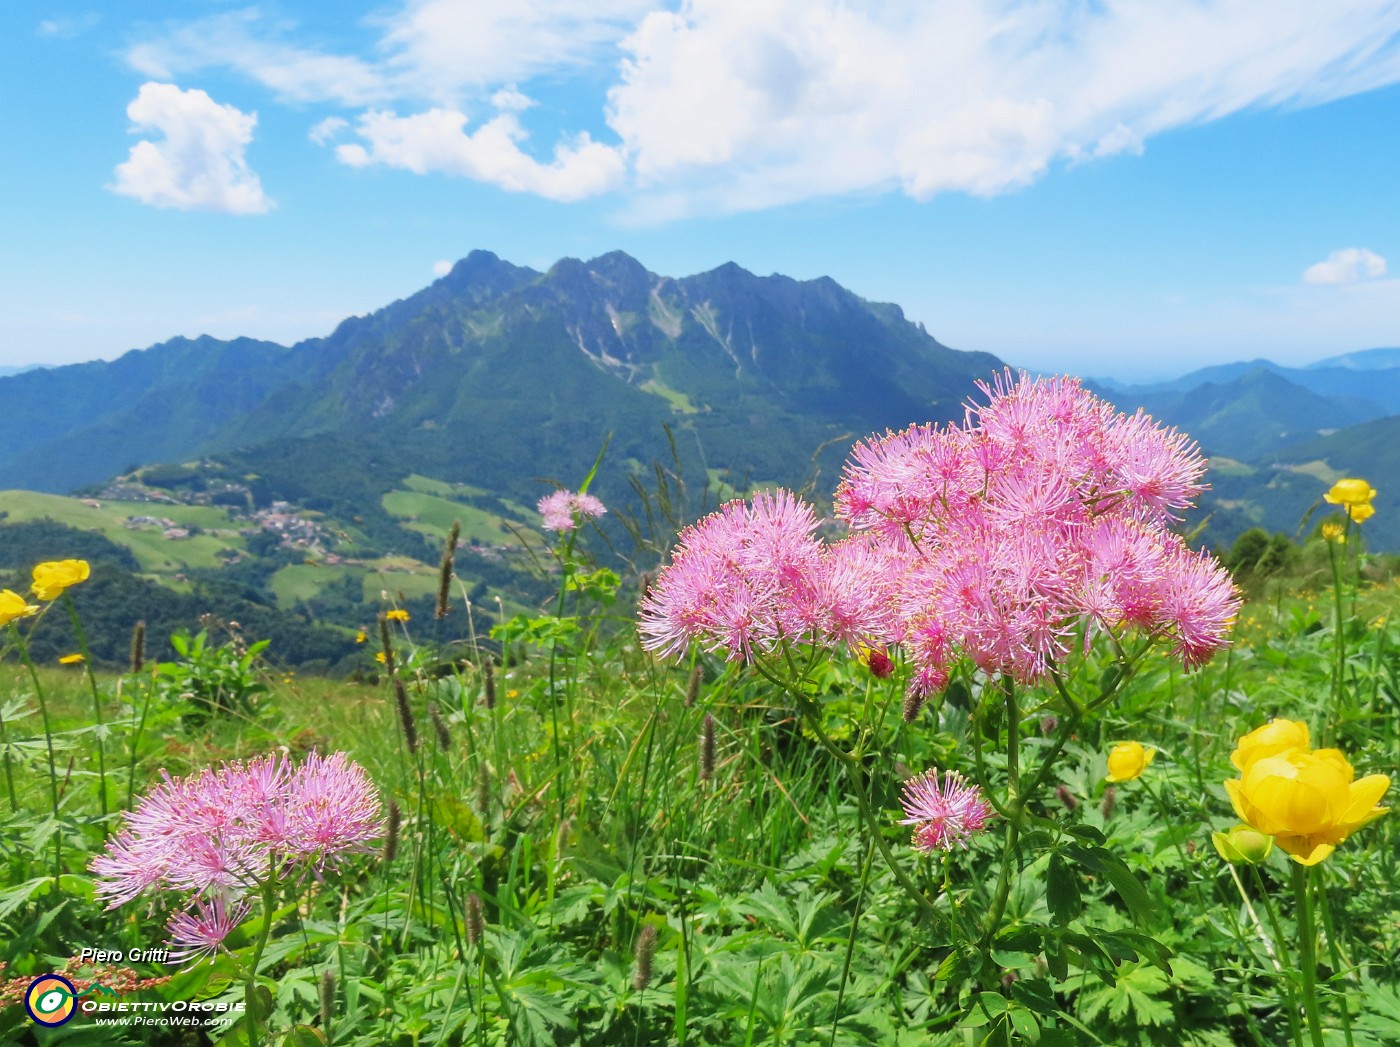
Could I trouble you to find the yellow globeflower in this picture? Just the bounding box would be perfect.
[32,559,91,601]
[1321,522,1345,544]
[385,609,410,622]
[0,589,40,626]
[1347,502,1376,524]
[1229,717,1311,773]
[1106,741,1156,783]
[1224,737,1389,866]
[1324,478,1376,507]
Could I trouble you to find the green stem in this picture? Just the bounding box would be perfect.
[1314,866,1355,1047]
[11,624,61,877]
[1325,537,1347,747]
[979,678,1021,950]
[63,595,107,820]
[1292,863,1326,1047]
[245,875,279,1047]
[789,690,942,928]
[0,700,17,813]
[1244,866,1303,1047]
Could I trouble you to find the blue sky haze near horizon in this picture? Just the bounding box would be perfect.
[1,1,1398,384]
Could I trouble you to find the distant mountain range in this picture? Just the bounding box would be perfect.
[0,251,1000,501]
[1,250,1396,559]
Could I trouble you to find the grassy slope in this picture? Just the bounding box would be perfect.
[0,490,243,572]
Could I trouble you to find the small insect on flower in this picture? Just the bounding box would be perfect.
[856,642,895,678]
[898,770,993,853]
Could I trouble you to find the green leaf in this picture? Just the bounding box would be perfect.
[281,1026,327,1047]
[1011,979,1059,1017]
[1046,852,1082,925]
[1062,844,1154,923]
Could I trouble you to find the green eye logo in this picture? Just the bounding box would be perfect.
[25,975,79,1027]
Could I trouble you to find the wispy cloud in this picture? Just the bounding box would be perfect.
[109,83,272,215]
[37,14,100,40]
[308,116,349,145]
[126,9,389,107]
[1303,247,1388,285]
[607,0,1400,214]
[121,1,1400,212]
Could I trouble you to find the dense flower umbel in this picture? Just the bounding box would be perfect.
[898,770,993,852]
[1224,719,1390,866]
[639,372,1240,694]
[93,752,382,957]
[538,490,607,532]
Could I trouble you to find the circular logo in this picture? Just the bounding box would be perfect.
[25,975,79,1027]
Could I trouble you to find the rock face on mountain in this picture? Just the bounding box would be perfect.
[0,251,1002,498]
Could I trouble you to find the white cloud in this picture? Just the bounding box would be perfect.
[37,15,99,40]
[606,0,1400,214]
[1303,247,1388,285]
[490,86,536,112]
[110,82,273,214]
[126,10,388,107]
[308,116,349,145]
[121,1,1400,211]
[378,0,654,100]
[336,108,624,202]
[432,260,453,277]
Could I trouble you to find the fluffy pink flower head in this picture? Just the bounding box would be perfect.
[898,770,993,852]
[93,751,382,910]
[638,490,825,662]
[539,489,607,532]
[167,896,250,966]
[639,370,1239,684]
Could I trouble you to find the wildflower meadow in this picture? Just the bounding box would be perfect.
[1,371,1397,1046]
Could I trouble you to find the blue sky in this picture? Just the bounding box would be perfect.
[2,1,1398,382]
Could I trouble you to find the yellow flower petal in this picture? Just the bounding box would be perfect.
[1230,718,1310,773]
[1274,836,1337,866]
[0,589,40,626]
[1324,478,1376,506]
[31,559,91,601]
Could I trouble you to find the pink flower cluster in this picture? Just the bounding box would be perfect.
[92,752,382,962]
[639,372,1240,697]
[538,489,608,532]
[898,770,994,852]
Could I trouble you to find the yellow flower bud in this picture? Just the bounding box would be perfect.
[1211,823,1274,865]
[1106,741,1155,783]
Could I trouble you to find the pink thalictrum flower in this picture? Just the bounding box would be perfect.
[92,751,383,960]
[898,770,994,852]
[167,896,251,966]
[538,490,607,532]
